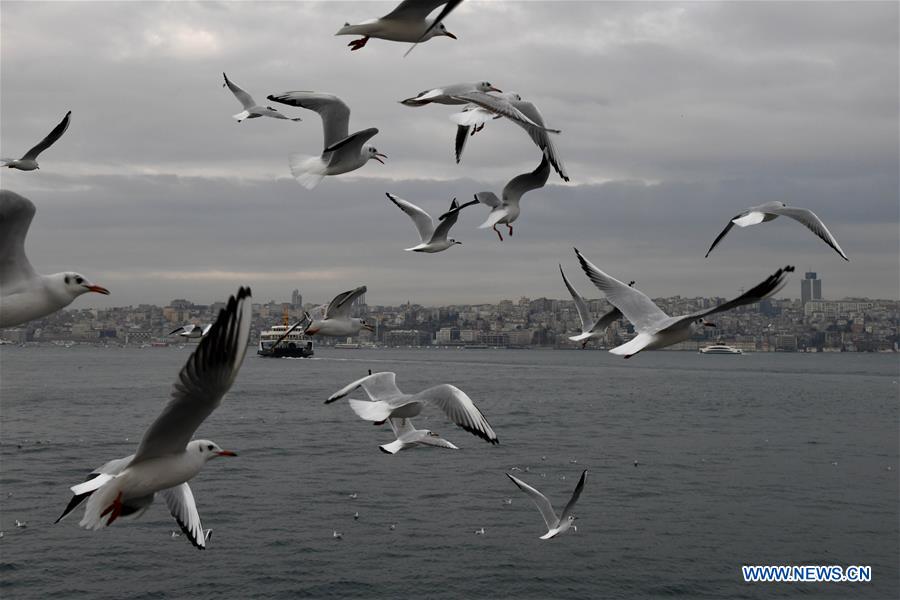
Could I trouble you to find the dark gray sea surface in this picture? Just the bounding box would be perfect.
[0,346,897,599]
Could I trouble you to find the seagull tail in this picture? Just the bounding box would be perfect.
[609,333,654,358]
[569,332,594,342]
[348,399,393,422]
[289,154,327,190]
[379,439,404,454]
[78,477,125,531]
[478,211,506,229]
[232,110,250,122]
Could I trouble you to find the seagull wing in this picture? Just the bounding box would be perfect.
[559,265,593,333]
[430,198,460,241]
[222,73,256,109]
[704,216,739,257]
[267,92,350,148]
[326,371,403,403]
[0,190,38,288]
[22,111,71,161]
[132,287,252,463]
[323,127,379,156]
[574,248,670,333]
[160,483,206,549]
[387,193,434,242]
[56,455,134,523]
[403,0,464,55]
[769,206,849,261]
[323,285,366,320]
[558,470,587,523]
[451,92,559,133]
[419,384,498,444]
[454,124,470,163]
[588,307,624,335]
[512,100,569,181]
[506,473,558,531]
[384,0,452,21]
[388,417,416,438]
[474,191,502,208]
[503,154,551,203]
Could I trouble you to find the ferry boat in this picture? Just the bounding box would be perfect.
[258,310,314,358]
[699,344,743,355]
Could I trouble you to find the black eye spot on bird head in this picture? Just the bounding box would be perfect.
[75,276,84,284]
[207,444,214,451]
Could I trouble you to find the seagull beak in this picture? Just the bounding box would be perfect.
[487,86,502,93]
[87,284,110,295]
[445,31,457,40]
[703,321,717,328]
[363,323,376,332]
[373,153,387,164]
[217,450,238,457]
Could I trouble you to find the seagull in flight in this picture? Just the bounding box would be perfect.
[336,0,462,52]
[400,81,501,107]
[267,91,386,189]
[507,470,586,540]
[0,190,109,328]
[387,193,464,253]
[574,248,795,358]
[54,288,252,549]
[559,265,630,348]
[326,371,499,445]
[379,417,460,454]
[168,324,212,339]
[705,201,849,261]
[303,286,375,337]
[222,73,302,123]
[2,111,71,171]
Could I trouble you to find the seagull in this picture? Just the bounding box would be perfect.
[2,111,71,171]
[450,91,519,163]
[474,527,485,535]
[400,81,501,107]
[379,417,460,454]
[507,470,586,540]
[560,265,629,348]
[348,493,358,500]
[0,190,110,328]
[222,73,302,123]
[303,286,375,337]
[168,324,212,339]
[353,512,360,520]
[326,371,499,445]
[574,248,795,358]
[333,530,343,540]
[389,523,397,531]
[54,288,251,549]
[449,155,550,240]
[15,520,27,528]
[449,91,569,181]
[705,201,849,261]
[336,0,461,52]
[386,193,464,253]
[266,91,386,189]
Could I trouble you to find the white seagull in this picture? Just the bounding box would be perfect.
[451,155,550,240]
[222,73,302,123]
[574,248,795,358]
[450,92,569,181]
[706,201,849,261]
[336,0,462,52]
[560,265,629,349]
[507,470,586,540]
[401,81,502,107]
[450,91,520,163]
[0,190,110,328]
[387,193,464,253]
[266,91,386,189]
[379,417,460,454]
[168,324,212,339]
[54,288,251,549]
[326,371,499,445]
[2,111,71,171]
[303,286,375,337]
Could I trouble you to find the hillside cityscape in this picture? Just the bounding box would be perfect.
[2,272,897,353]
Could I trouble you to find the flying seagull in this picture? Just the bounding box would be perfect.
[705,201,849,261]
[560,265,630,348]
[450,154,550,240]
[168,324,212,339]
[450,91,520,162]
[303,286,375,337]
[379,417,460,454]
[222,73,302,123]
[387,193,464,252]
[326,371,499,445]
[2,111,71,171]
[507,470,586,540]
[574,248,795,358]
[336,0,461,52]
[0,190,109,328]
[267,91,386,189]
[400,81,501,107]
[55,288,251,549]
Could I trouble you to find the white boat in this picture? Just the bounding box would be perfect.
[699,344,743,355]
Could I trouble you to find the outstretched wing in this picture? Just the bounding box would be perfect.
[431,198,460,241]
[323,127,379,156]
[222,73,256,109]
[574,248,670,333]
[384,0,453,21]
[267,91,351,148]
[160,483,206,549]
[326,371,403,403]
[420,384,498,444]
[387,193,435,243]
[22,110,71,161]
[512,101,569,181]
[769,206,849,261]
[506,473,558,531]
[559,265,593,332]
[132,287,252,463]
[558,470,587,523]
[323,285,367,320]
[503,154,550,202]
[0,190,38,288]
[451,91,558,133]
[704,217,739,257]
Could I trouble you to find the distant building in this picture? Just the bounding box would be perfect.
[291,289,302,308]
[801,272,822,305]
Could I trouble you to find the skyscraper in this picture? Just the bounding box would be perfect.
[291,289,302,308]
[801,272,822,305]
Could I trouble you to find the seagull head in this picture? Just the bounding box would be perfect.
[358,318,376,332]
[366,146,387,164]
[449,239,462,246]
[189,440,238,461]
[477,81,502,94]
[436,22,457,39]
[60,272,110,298]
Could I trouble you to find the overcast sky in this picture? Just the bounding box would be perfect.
[1,1,897,308]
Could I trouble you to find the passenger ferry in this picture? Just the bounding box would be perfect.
[258,311,314,358]
[699,344,743,355]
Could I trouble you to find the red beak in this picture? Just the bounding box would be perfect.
[87,285,110,295]
[217,450,238,457]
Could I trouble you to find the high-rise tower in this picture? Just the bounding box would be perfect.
[801,272,822,305]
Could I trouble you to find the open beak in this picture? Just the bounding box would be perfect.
[703,321,717,328]
[487,86,502,93]
[87,284,110,295]
[373,153,387,164]
[362,323,376,332]
[217,450,238,457]
[445,31,457,40]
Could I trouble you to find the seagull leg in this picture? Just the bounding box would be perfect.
[507,224,513,237]
[581,340,588,349]
[101,492,124,526]
[492,225,504,241]
[348,37,369,51]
